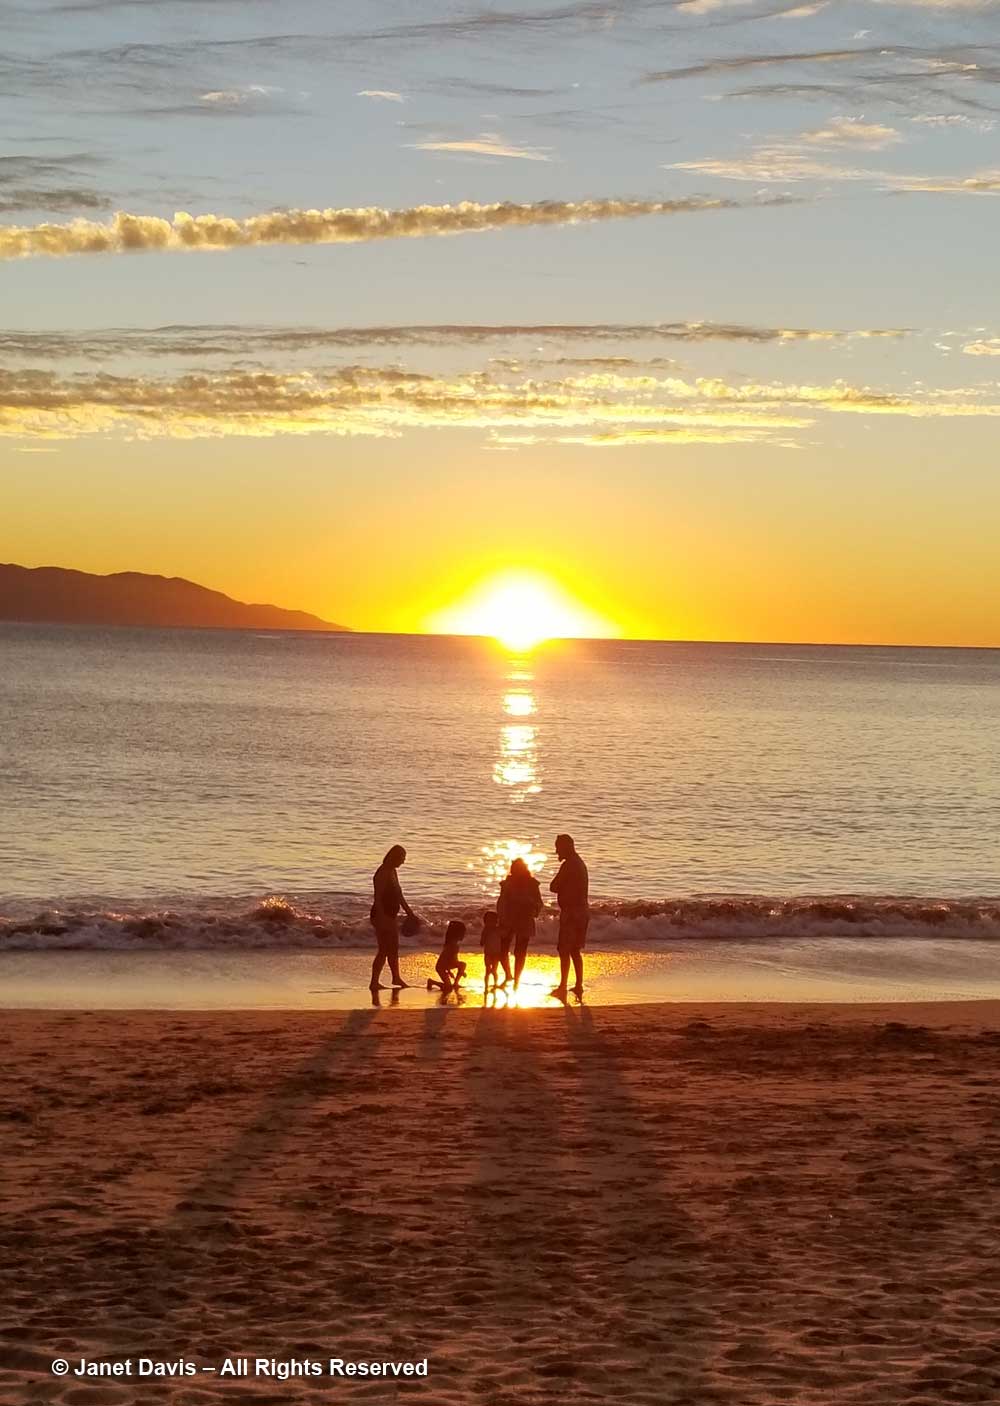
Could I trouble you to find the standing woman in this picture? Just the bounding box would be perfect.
[497,857,543,988]
[370,844,416,991]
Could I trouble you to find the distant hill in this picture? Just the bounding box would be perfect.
[0,564,349,633]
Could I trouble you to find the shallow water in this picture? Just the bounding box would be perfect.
[3,939,999,1010]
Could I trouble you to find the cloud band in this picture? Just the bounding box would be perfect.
[0,195,748,263]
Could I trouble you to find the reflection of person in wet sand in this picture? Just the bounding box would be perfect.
[369,844,416,991]
[497,856,543,988]
[550,833,589,999]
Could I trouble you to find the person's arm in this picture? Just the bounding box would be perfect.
[549,865,563,894]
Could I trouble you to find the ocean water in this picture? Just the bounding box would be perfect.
[2,623,1000,952]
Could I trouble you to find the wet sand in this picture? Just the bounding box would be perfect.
[2,1001,1000,1404]
[5,936,1000,1008]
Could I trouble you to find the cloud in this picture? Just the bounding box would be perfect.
[358,89,405,103]
[0,186,109,215]
[668,117,901,184]
[891,169,1000,191]
[407,133,552,161]
[496,427,787,446]
[799,117,900,148]
[137,84,295,119]
[671,115,1000,190]
[641,43,1000,113]
[0,152,108,215]
[0,193,772,262]
[0,321,910,361]
[2,363,995,451]
[200,86,276,106]
[524,355,685,371]
[0,365,807,444]
[911,113,997,130]
[670,150,876,182]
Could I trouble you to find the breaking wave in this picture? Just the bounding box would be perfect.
[3,893,1000,952]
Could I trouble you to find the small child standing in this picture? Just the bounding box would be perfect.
[427,920,467,991]
[480,909,502,990]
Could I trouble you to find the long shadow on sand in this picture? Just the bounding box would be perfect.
[556,1003,717,1403]
[11,1010,383,1377]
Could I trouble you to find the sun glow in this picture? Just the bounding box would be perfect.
[426,570,618,650]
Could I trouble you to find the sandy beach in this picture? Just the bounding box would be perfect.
[2,1000,999,1404]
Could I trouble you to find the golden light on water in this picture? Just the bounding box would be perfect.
[425,569,619,651]
[503,690,535,717]
[480,836,547,889]
[494,724,539,794]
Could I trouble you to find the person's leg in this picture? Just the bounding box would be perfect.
[370,948,386,989]
[376,929,404,988]
[513,944,527,985]
[571,951,584,994]
[455,960,467,986]
[553,944,570,995]
[498,945,512,985]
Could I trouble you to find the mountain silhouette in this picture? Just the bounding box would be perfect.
[0,564,349,632]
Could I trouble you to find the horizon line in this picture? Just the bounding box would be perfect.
[2,618,998,653]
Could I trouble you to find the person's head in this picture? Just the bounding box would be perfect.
[555,833,576,860]
[509,857,531,880]
[383,844,406,869]
[482,910,498,931]
[445,919,466,943]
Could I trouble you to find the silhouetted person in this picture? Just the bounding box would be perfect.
[549,834,589,998]
[498,856,543,988]
[370,844,415,991]
[480,909,502,990]
[427,920,467,991]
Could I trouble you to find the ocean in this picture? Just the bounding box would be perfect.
[2,623,999,966]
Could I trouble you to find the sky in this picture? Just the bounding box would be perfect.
[2,0,1000,645]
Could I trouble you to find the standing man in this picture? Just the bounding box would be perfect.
[549,833,589,999]
[370,844,415,991]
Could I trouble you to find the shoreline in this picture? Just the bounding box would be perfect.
[3,999,999,1403]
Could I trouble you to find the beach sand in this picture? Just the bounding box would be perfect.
[2,1000,999,1404]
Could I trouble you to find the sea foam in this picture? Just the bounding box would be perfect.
[3,893,1000,952]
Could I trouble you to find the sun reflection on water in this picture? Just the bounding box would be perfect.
[493,724,539,792]
[503,691,536,717]
[478,656,546,893]
[480,837,547,889]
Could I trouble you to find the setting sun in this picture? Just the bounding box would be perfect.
[426,571,619,650]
